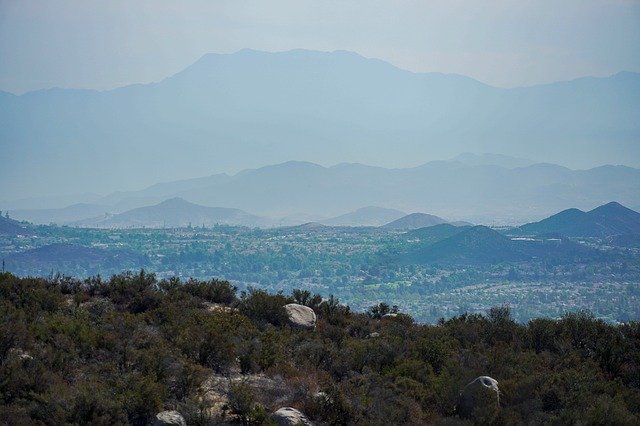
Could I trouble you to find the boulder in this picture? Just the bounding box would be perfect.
[271,407,313,426]
[366,332,380,339]
[153,410,186,426]
[458,376,500,422]
[8,348,33,362]
[284,303,316,330]
[381,313,398,319]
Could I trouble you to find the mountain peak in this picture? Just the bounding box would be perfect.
[158,197,192,206]
[520,202,640,237]
[382,212,449,230]
[590,201,627,214]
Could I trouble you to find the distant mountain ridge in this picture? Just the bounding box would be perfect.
[396,201,638,264]
[450,153,534,169]
[95,161,640,223]
[8,160,640,225]
[11,203,111,225]
[323,206,406,226]
[1,48,638,200]
[85,197,267,228]
[382,213,449,230]
[519,202,640,237]
[402,225,596,265]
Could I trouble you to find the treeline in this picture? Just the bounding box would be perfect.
[1,271,639,425]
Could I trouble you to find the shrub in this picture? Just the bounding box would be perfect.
[182,278,237,304]
[238,288,291,327]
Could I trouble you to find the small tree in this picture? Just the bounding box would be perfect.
[292,288,322,309]
[367,302,399,319]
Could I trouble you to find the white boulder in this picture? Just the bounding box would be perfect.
[284,303,317,330]
[271,407,313,426]
[153,410,186,426]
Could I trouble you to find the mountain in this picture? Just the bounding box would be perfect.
[90,197,266,228]
[403,223,470,245]
[10,203,112,225]
[382,213,449,230]
[0,214,31,236]
[405,226,527,264]
[403,225,596,264]
[322,206,406,226]
[1,49,639,200]
[283,222,330,231]
[450,153,534,169]
[39,160,640,224]
[519,202,640,237]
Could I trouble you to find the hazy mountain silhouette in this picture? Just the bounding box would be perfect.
[403,223,471,245]
[88,197,266,228]
[0,214,30,236]
[84,161,640,223]
[1,49,638,200]
[519,202,640,237]
[406,226,526,264]
[323,206,406,226]
[449,153,534,169]
[11,203,111,225]
[403,225,595,264]
[382,212,449,230]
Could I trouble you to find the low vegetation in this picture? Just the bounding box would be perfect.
[1,271,639,424]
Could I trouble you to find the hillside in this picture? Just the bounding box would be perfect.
[5,243,145,275]
[382,212,449,230]
[322,206,406,226]
[2,49,639,200]
[10,203,111,225]
[403,225,596,264]
[519,201,640,237]
[92,197,267,228]
[403,223,470,245]
[0,214,31,236]
[1,272,638,424]
[405,226,527,264]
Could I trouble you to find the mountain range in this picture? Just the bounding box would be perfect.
[7,159,640,224]
[321,206,406,227]
[382,212,449,230]
[402,225,596,265]
[2,49,639,201]
[397,201,640,264]
[518,202,640,237]
[73,197,267,228]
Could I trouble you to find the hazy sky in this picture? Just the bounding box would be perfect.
[1,0,639,94]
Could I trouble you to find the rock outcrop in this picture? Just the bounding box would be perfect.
[458,376,500,422]
[152,410,186,426]
[7,348,33,362]
[284,303,317,330]
[271,407,313,426]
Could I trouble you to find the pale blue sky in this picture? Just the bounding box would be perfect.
[1,0,639,93]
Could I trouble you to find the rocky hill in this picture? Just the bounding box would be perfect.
[0,272,638,424]
[519,201,640,237]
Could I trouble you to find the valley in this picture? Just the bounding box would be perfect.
[2,202,638,323]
